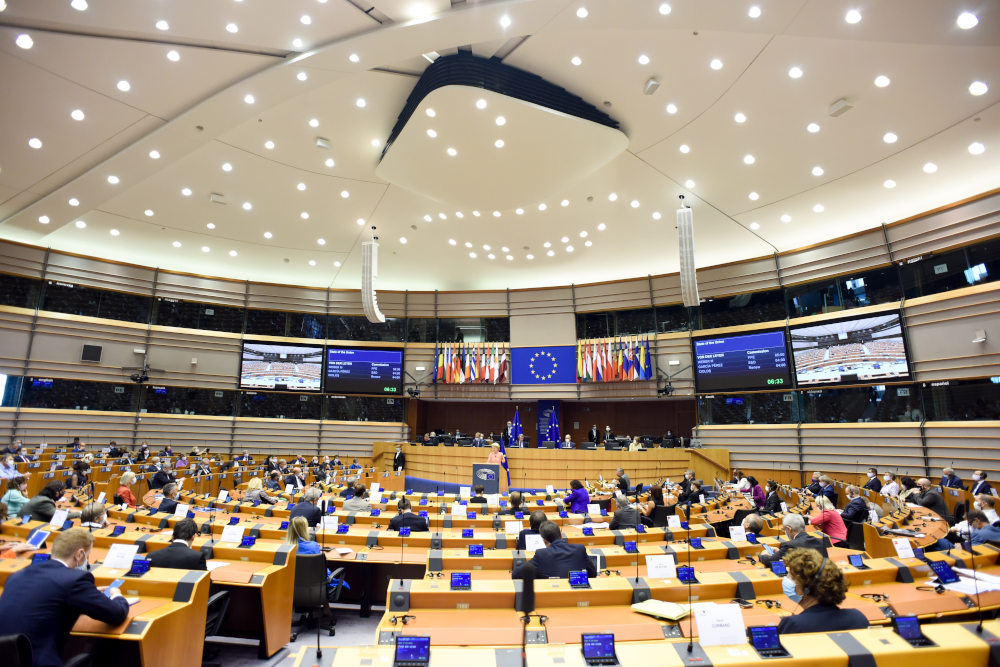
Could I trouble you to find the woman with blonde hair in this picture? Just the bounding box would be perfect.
[285,516,321,554]
[810,495,848,546]
[117,471,138,508]
[245,476,276,505]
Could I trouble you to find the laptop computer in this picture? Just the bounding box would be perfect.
[581,633,619,666]
[569,570,591,589]
[748,626,791,659]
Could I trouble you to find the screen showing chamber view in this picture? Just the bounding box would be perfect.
[790,312,910,386]
[240,342,323,392]
[325,347,403,395]
[692,330,791,393]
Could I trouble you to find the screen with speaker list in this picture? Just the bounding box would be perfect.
[325,347,403,395]
[692,329,791,393]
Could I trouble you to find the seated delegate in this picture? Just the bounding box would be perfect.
[777,547,869,634]
[561,479,590,514]
[388,498,429,532]
[148,518,207,570]
[759,513,828,567]
[512,521,597,579]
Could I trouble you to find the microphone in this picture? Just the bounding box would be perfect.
[686,504,695,653]
[320,499,329,553]
[516,563,537,667]
[967,538,985,633]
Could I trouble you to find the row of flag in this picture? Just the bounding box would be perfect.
[576,336,653,382]
[433,342,509,384]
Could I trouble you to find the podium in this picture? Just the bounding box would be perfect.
[472,463,507,495]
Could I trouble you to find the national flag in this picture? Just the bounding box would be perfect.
[604,339,612,382]
[444,344,451,383]
[455,344,464,384]
[491,344,498,383]
[480,344,488,382]
[644,336,653,380]
[576,342,583,382]
[583,342,592,382]
[433,341,440,383]
[638,336,647,381]
[594,340,603,382]
[623,339,632,381]
[617,338,624,380]
[470,345,478,383]
[548,408,561,445]
[498,346,508,384]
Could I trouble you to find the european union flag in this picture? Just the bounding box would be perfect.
[511,346,578,384]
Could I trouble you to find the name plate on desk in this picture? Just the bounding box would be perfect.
[646,554,677,579]
[104,543,140,570]
[546,485,555,494]
[524,534,545,551]
[221,525,246,544]
[728,526,747,542]
[320,516,339,530]
[173,503,190,518]
[667,515,682,529]
[460,486,471,498]
[49,509,68,527]
[218,490,229,503]
[505,521,522,534]
[892,537,915,559]
[587,503,600,514]
[693,602,747,647]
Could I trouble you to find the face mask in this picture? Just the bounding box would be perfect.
[884,475,891,482]
[819,482,826,488]
[811,478,818,483]
[867,472,875,478]
[974,502,982,510]
[973,474,981,481]
[782,576,802,604]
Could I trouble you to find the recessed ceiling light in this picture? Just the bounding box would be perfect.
[638,54,650,65]
[333,261,342,267]
[297,182,307,191]
[597,223,606,231]
[969,81,988,96]
[679,144,690,153]
[483,244,492,250]
[956,11,978,29]
[630,199,640,208]
[494,139,504,148]
[493,210,501,217]
[472,211,480,217]
[658,3,671,15]
[144,209,154,216]
[166,50,180,62]
[506,254,514,261]
[15,34,33,49]
[297,71,308,81]
[684,179,695,188]
[264,140,275,150]
[874,75,890,88]
[806,122,820,133]
[70,0,88,10]
[172,241,181,248]
[225,23,238,33]
[74,220,86,228]
[426,129,437,138]
[743,154,755,165]
[149,150,160,159]
[181,187,192,196]
[465,242,473,248]
[292,38,304,48]
[340,190,349,198]
[538,203,547,211]
[70,109,85,121]
[882,132,898,144]
[651,211,661,220]
[560,236,569,243]
[448,239,457,246]
[317,238,326,245]
[780,214,791,223]
[710,58,723,70]
[475,99,487,110]
[748,6,761,18]
[117,80,131,92]
[105,175,120,186]
[324,158,334,167]
[309,118,319,128]
[571,56,582,66]
[747,192,760,201]
[515,208,524,215]
[499,14,511,28]
[155,19,169,30]
[749,222,760,230]
[584,240,592,247]
[844,8,862,23]
[242,201,252,210]
[608,193,618,201]
[883,179,896,189]
[399,237,408,244]
[263,232,272,239]
[456,213,463,218]
[28,137,42,149]
[576,7,588,18]
[38,215,49,224]
[811,166,824,176]
[543,242,551,248]
[566,245,575,253]
[348,53,360,63]
[355,98,366,108]
[301,14,312,24]
[788,66,803,79]
[580,231,588,237]
[224,249,236,257]
[68,197,80,206]
[222,162,233,171]
[438,213,447,220]
[923,162,938,174]
[357,218,366,225]
[561,199,570,207]
[423,214,432,222]
[301,212,310,220]
[371,138,380,147]
[813,204,824,213]
[308,260,316,266]
[446,147,457,156]
[526,254,534,259]
[243,94,255,104]
[969,141,986,155]
[206,222,216,229]
[469,251,478,258]
[734,112,747,123]
[546,250,555,257]
[665,103,678,114]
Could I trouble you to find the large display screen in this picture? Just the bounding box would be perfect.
[692,329,792,393]
[789,312,910,386]
[325,346,403,395]
[239,342,323,392]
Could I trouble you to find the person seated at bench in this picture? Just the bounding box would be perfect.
[245,476,277,505]
[759,513,827,567]
[343,482,371,512]
[265,470,282,492]
[21,480,80,522]
[290,487,323,527]
[157,483,180,516]
[609,492,640,530]
[148,518,207,570]
[469,485,488,504]
[560,479,590,514]
[117,471,138,508]
[499,491,522,516]
[777,548,868,634]
[286,515,322,553]
[388,498,429,532]
[967,509,1000,545]
[512,521,597,579]
[515,510,547,551]
[811,496,847,547]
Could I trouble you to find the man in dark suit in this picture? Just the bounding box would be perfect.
[515,510,547,550]
[148,519,207,570]
[513,521,597,579]
[149,462,174,490]
[816,476,838,505]
[471,433,487,448]
[608,493,640,530]
[266,471,282,491]
[234,450,254,465]
[289,487,323,527]
[393,446,406,471]
[940,467,965,490]
[758,513,828,567]
[602,426,615,444]
[587,425,599,444]
[284,466,306,491]
[915,478,952,522]
[388,498,429,532]
[971,470,993,497]
[469,484,488,505]
[10,440,29,463]
[265,456,280,472]
[863,467,882,493]
[0,528,130,667]
[805,472,822,495]
[194,458,212,477]
[157,483,180,515]
[841,485,868,523]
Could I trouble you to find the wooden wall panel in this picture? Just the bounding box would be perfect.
[887,190,1000,261]
[246,283,327,313]
[318,421,407,458]
[695,424,799,478]
[0,308,32,376]
[45,251,156,295]
[0,242,46,278]
[574,278,652,312]
[924,421,1000,480]
[28,313,149,382]
[134,414,234,451]
[14,409,135,446]
[779,230,891,286]
[153,272,246,307]
[697,256,780,298]
[436,290,508,317]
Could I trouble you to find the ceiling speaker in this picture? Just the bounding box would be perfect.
[677,206,699,308]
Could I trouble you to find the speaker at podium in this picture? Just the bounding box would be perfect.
[472,463,507,495]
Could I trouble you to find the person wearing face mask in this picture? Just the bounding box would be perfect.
[810,496,848,547]
[679,470,696,496]
[967,510,1000,545]
[951,494,1000,539]
[735,471,751,493]
[880,473,900,498]
[762,480,783,515]
[940,467,965,490]
[806,472,823,495]
[80,501,108,529]
[815,475,837,505]
[758,513,827,567]
[914,478,952,523]
[840,485,868,524]
[971,470,993,497]
[0,528,129,667]
[863,467,882,492]
[777,548,868,634]
[393,445,406,472]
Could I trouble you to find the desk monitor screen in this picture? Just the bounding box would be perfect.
[515,512,524,519]
[280,521,289,530]
[450,572,471,590]
[677,566,696,583]
[239,535,256,548]
[623,541,638,554]
[27,530,50,549]
[581,633,617,664]
[337,524,350,534]
[394,635,430,666]
[466,512,476,520]
[126,558,150,577]
[468,544,483,557]
[32,553,51,563]
[371,509,381,517]
[582,527,594,537]
[636,524,646,533]
[418,511,428,518]
[894,616,926,641]
[569,570,589,588]
[400,527,411,537]
[690,537,702,549]
[929,560,960,584]
[110,525,126,537]
[848,554,868,569]
[770,560,787,576]
[240,341,323,392]
[749,626,781,650]
[692,329,792,393]
[228,517,239,525]
[462,529,474,538]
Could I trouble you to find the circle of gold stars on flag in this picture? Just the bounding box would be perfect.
[528,350,558,380]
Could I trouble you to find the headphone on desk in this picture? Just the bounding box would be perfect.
[801,557,827,597]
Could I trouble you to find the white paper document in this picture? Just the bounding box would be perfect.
[505,520,522,534]
[667,515,682,529]
[460,486,471,498]
[218,490,229,503]
[693,603,747,647]
[320,516,339,530]
[524,534,546,551]
[546,485,555,494]
[206,561,231,571]
[48,509,69,527]
[173,503,190,518]
[891,537,915,559]
[728,526,747,542]
[220,525,246,544]
[645,554,677,579]
[586,503,600,514]
[104,543,140,570]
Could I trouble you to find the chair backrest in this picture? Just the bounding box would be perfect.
[651,505,671,528]
[293,554,329,608]
[634,482,643,496]
[0,634,32,667]
[327,566,347,604]
[204,590,231,638]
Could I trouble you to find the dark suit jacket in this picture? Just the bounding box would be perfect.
[602,430,615,443]
[777,603,868,635]
[841,497,868,524]
[158,497,179,515]
[759,531,828,566]
[0,559,129,667]
[290,502,322,527]
[194,465,211,477]
[916,490,951,522]
[588,428,599,443]
[148,541,207,570]
[388,512,429,532]
[941,475,965,490]
[609,507,640,530]
[806,480,822,494]
[515,529,539,551]
[762,492,783,514]
[284,474,306,490]
[817,485,838,505]
[393,452,406,469]
[149,469,173,490]
[514,538,597,579]
[863,477,882,492]
[971,480,994,497]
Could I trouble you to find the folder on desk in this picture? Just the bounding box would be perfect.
[630,599,690,621]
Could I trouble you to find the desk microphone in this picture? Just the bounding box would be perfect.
[686,499,694,653]
[968,539,984,633]
[320,499,329,553]
[516,562,537,667]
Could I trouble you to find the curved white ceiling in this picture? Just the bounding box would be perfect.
[0,0,998,291]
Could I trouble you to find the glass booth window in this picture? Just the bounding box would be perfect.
[327,395,404,422]
[698,393,795,425]
[327,314,403,341]
[797,385,916,423]
[965,236,1000,290]
[898,248,970,299]
[245,309,290,337]
[438,317,510,343]
[239,391,322,419]
[923,378,1000,421]
[655,304,690,333]
[153,298,244,332]
[20,378,138,412]
[406,317,435,343]
[0,273,40,310]
[484,317,510,342]
[141,386,236,417]
[0,375,21,407]
[787,266,901,319]
[695,289,787,330]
